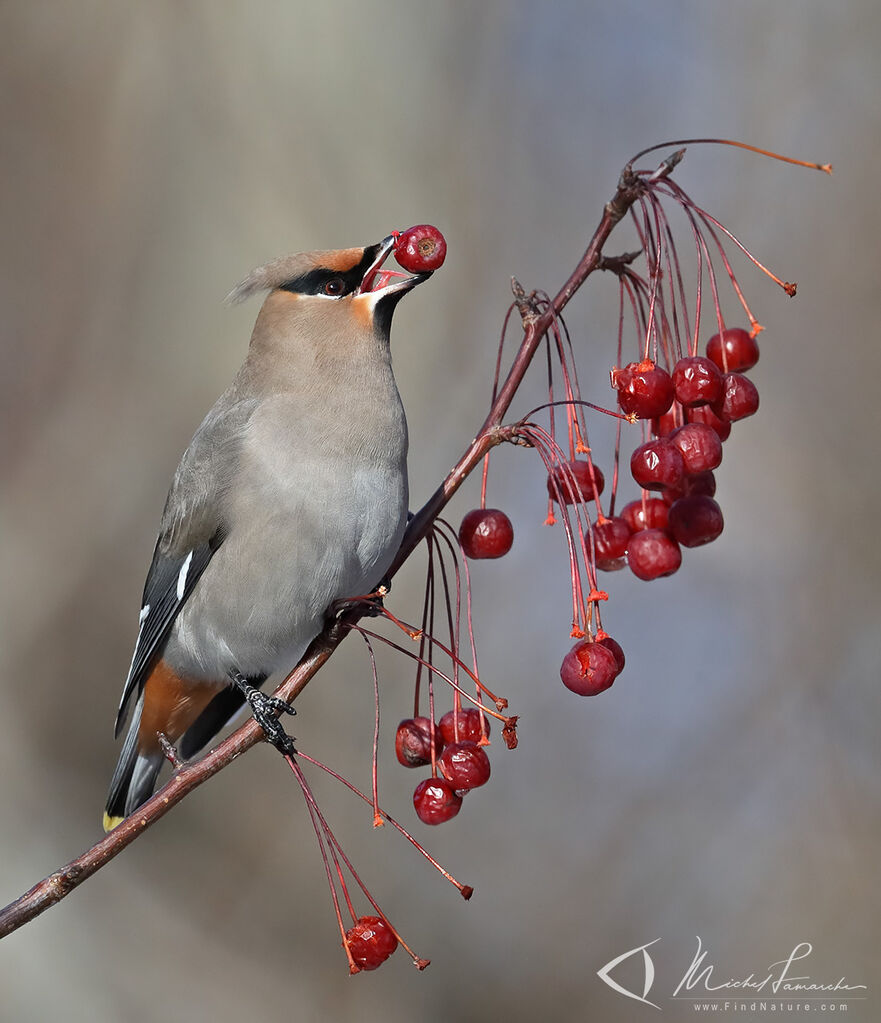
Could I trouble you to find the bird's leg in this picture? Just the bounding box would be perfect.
[228,669,297,755]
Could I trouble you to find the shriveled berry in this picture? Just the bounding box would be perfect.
[627,529,682,580]
[438,741,491,790]
[621,497,669,533]
[459,508,514,559]
[596,633,626,674]
[395,717,442,768]
[712,373,760,422]
[669,422,723,474]
[663,470,717,504]
[439,707,490,745]
[672,355,723,407]
[687,403,732,442]
[394,224,447,272]
[706,327,759,373]
[612,360,675,419]
[560,640,619,696]
[345,916,398,971]
[668,495,724,547]
[592,516,632,572]
[413,777,462,824]
[547,460,605,504]
[630,437,685,491]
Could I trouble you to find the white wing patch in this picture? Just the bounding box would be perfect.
[176,551,194,601]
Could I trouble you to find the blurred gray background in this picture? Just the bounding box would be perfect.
[1,2,879,1021]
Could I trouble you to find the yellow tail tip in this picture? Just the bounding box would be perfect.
[103,812,124,833]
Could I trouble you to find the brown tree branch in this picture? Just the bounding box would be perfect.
[0,166,648,940]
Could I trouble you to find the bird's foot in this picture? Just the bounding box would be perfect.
[228,670,297,755]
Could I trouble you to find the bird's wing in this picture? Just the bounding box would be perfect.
[113,394,259,736]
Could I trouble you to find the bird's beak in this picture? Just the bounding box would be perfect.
[356,234,433,297]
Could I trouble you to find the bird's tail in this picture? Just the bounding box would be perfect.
[103,685,250,831]
[103,696,164,832]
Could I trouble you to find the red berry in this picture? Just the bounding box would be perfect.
[592,516,632,571]
[630,437,685,491]
[672,355,723,407]
[547,460,605,504]
[394,224,446,273]
[706,327,759,373]
[712,373,760,422]
[345,916,398,971]
[668,495,724,548]
[687,403,732,442]
[651,408,679,438]
[560,640,619,696]
[621,497,669,533]
[438,707,490,745]
[663,470,717,504]
[438,741,491,790]
[459,508,514,559]
[596,634,626,674]
[413,777,462,824]
[669,422,723,474]
[395,717,442,768]
[612,360,675,419]
[627,529,682,580]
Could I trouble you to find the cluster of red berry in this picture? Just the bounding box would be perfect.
[396,708,491,825]
[602,325,759,579]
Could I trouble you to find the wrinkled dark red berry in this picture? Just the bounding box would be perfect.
[663,470,717,504]
[395,717,442,768]
[592,516,632,571]
[345,916,398,971]
[413,777,462,824]
[438,707,489,745]
[687,403,732,442]
[547,460,605,504]
[438,741,491,790]
[668,495,725,547]
[627,529,682,580]
[459,508,514,559]
[669,422,723,474]
[713,373,760,422]
[621,497,669,533]
[612,360,675,419]
[394,224,447,272]
[560,640,619,696]
[672,355,723,407]
[596,634,626,675]
[706,327,759,373]
[630,438,685,491]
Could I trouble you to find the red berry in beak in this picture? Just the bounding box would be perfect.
[394,224,447,272]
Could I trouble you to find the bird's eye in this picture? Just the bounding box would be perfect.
[324,278,345,296]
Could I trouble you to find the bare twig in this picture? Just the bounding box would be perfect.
[0,166,647,940]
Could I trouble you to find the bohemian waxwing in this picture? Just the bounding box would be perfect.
[104,235,431,830]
